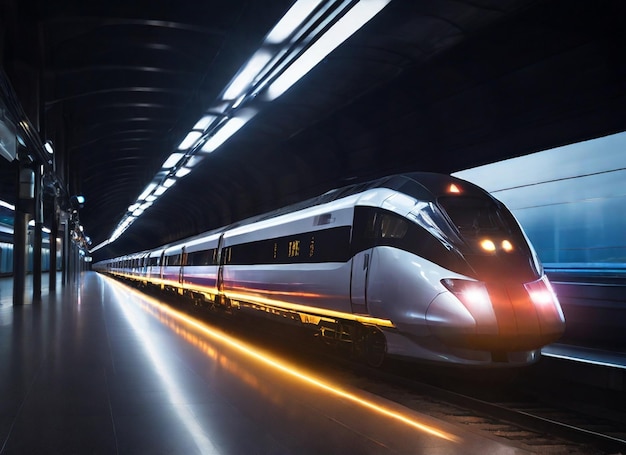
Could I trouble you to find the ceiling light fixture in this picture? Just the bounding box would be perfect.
[265,0,325,44]
[162,153,185,169]
[105,0,392,247]
[267,0,391,100]
[154,185,168,196]
[193,115,217,131]
[223,49,273,100]
[201,109,257,153]
[163,178,176,188]
[139,183,157,201]
[177,131,203,150]
[175,167,191,178]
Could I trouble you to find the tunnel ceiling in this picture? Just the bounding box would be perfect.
[1,0,625,260]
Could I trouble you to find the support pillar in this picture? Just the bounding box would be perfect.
[32,165,42,301]
[62,218,68,286]
[49,203,57,292]
[13,165,34,305]
[12,210,28,305]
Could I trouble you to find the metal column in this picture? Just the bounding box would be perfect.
[32,164,42,301]
[49,203,58,292]
[13,165,34,305]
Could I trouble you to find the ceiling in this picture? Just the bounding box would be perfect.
[1,0,625,261]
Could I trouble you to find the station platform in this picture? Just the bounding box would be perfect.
[542,344,626,370]
[0,271,531,454]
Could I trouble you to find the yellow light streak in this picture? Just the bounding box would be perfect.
[224,289,396,328]
[101,275,459,443]
[105,271,395,328]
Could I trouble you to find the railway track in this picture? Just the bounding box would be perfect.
[353,361,626,454]
[221,312,626,454]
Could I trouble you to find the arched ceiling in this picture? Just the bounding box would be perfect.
[1,0,625,261]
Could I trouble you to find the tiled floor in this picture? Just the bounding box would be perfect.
[0,272,529,454]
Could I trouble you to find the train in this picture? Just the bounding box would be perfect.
[94,172,565,367]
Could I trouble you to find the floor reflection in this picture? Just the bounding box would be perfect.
[102,274,459,444]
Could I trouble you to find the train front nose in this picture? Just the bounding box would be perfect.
[426,276,565,351]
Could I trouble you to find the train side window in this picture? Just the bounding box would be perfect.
[380,213,408,239]
[165,255,179,266]
[352,207,378,253]
[187,250,214,266]
[352,207,408,252]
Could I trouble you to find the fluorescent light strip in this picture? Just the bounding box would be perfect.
[223,49,273,100]
[185,155,203,168]
[193,115,217,131]
[266,0,325,44]
[154,185,168,196]
[175,167,191,178]
[0,200,15,210]
[162,153,185,169]
[107,1,388,246]
[231,95,246,109]
[163,178,176,188]
[267,0,391,100]
[139,183,157,201]
[177,131,203,150]
[90,239,110,253]
[201,111,256,153]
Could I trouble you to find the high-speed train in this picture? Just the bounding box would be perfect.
[95,173,565,367]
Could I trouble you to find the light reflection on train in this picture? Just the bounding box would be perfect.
[94,173,565,368]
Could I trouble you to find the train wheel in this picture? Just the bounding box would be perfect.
[357,326,387,367]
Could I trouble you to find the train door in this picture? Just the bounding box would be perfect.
[159,251,165,290]
[350,248,371,314]
[216,234,225,295]
[178,247,187,284]
[350,207,378,315]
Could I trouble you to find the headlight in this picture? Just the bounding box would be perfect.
[441,278,491,308]
[524,275,558,307]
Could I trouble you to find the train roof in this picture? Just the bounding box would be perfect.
[109,173,484,260]
[226,172,471,231]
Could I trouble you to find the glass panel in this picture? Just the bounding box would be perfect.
[438,196,506,235]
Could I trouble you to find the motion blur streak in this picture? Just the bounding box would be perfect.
[107,278,221,454]
[102,275,459,443]
[224,289,396,328]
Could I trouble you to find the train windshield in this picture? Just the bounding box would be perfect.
[437,196,508,237]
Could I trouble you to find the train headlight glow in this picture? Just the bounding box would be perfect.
[480,239,496,252]
[501,239,514,252]
[441,279,491,309]
[524,275,558,306]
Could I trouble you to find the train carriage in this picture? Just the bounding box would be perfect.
[96,173,565,367]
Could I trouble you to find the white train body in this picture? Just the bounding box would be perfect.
[96,173,565,367]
